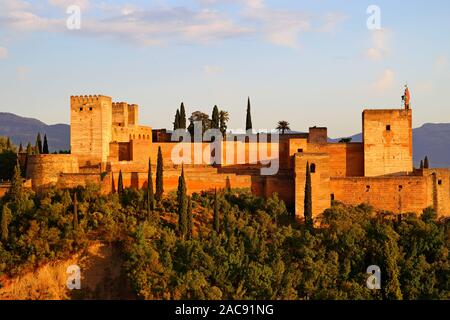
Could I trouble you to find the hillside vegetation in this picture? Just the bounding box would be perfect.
[1,174,449,300]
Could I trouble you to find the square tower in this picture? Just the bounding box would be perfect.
[70,95,112,166]
[363,109,413,177]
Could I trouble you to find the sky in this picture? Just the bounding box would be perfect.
[0,0,449,138]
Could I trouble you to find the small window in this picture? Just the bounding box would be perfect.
[298,148,303,153]
[79,107,83,111]
[366,185,371,192]
[310,163,316,173]
[399,185,403,191]
[438,180,443,185]
[386,125,391,131]
[89,107,93,111]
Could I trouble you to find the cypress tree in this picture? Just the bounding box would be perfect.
[1,204,12,243]
[26,143,33,155]
[245,97,252,131]
[174,109,181,130]
[213,188,220,233]
[177,165,188,238]
[35,133,42,154]
[73,193,79,231]
[19,142,23,153]
[118,170,124,195]
[155,146,164,202]
[6,137,11,150]
[187,196,193,239]
[211,105,220,129]
[179,102,187,129]
[7,160,23,203]
[43,134,49,154]
[147,158,155,213]
[304,162,313,230]
[420,160,424,169]
[111,172,116,194]
[424,156,430,169]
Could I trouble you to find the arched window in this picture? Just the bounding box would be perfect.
[310,163,316,173]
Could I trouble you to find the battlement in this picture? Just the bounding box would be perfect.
[71,95,111,104]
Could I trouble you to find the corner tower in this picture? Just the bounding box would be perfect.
[70,95,112,166]
[363,107,413,177]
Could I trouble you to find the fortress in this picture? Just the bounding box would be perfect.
[23,91,450,219]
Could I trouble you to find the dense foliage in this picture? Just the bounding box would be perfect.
[0,179,449,300]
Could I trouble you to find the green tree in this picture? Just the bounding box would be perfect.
[246,97,252,131]
[304,162,313,230]
[420,160,424,169]
[43,134,49,154]
[177,165,188,238]
[6,137,12,150]
[213,188,220,233]
[174,109,181,130]
[155,146,164,202]
[73,192,79,231]
[35,133,42,154]
[19,142,23,153]
[211,105,220,129]
[219,110,229,137]
[188,111,211,136]
[118,170,124,196]
[1,204,12,243]
[6,160,23,203]
[424,156,430,169]
[276,120,291,135]
[187,196,193,239]
[147,158,155,214]
[383,229,403,300]
[180,102,187,129]
[26,142,33,155]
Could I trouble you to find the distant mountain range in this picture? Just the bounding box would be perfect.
[1,112,449,168]
[0,112,70,152]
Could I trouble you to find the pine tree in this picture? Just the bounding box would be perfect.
[73,193,79,230]
[424,156,430,169]
[211,105,220,129]
[118,170,124,195]
[19,142,23,153]
[187,196,193,239]
[177,165,188,238]
[174,109,181,130]
[304,162,313,230]
[43,134,49,154]
[246,97,252,131]
[35,133,42,154]
[213,188,220,233]
[155,146,164,202]
[420,160,424,169]
[1,204,12,243]
[180,102,187,129]
[147,157,155,214]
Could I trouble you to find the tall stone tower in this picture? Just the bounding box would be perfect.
[70,95,112,166]
[363,108,413,177]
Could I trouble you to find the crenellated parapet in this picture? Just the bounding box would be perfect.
[70,95,112,105]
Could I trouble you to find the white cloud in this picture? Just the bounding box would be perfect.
[48,0,90,10]
[366,29,390,61]
[204,65,223,75]
[372,69,395,91]
[0,1,346,48]
[0,47,8,59]
[435,55,447,68]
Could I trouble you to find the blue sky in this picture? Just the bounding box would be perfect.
[0,0,449,137]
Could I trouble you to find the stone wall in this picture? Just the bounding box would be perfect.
[295,153,331,219]
[26,154,79,189]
